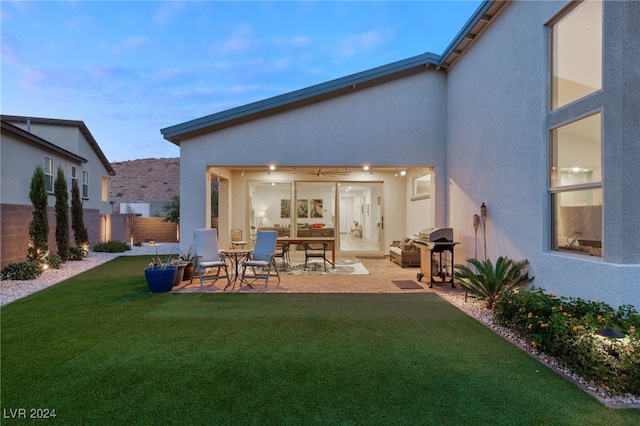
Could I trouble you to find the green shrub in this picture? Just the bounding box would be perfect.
[92,240,131,253]
[454,257,534,309]
[494,288,640,395]
[46,253,62,269]
[69,245,88,260]
[1,261,42,280]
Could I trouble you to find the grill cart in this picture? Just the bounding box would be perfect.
[414,228,458,288]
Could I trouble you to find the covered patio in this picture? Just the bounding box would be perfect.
[172,255,459,295]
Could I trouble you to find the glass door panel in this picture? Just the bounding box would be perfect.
[338,182,382,252]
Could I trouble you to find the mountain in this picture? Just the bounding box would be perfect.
[109,158,180,209]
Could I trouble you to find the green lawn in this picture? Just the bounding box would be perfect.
[1,256,638,425]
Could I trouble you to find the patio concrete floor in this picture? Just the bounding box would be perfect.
[173,255,462,295]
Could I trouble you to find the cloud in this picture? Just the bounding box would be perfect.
[1,35,21,67]
[218,37,254,54]
[99,35,151,55]
[228,84,261,95]
[339,30,385,57]
[152,1,186,26]
[123,36,150,49]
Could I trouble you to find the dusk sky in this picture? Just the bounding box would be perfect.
[1,1,482,162]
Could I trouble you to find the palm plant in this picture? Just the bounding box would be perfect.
[455,257,534,309]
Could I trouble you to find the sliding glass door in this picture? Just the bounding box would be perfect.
[338,182,382,253]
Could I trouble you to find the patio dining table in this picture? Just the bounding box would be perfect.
[277,236,335,268]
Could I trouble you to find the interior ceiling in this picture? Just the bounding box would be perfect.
[231,166,409,174]
[244,166,412,194]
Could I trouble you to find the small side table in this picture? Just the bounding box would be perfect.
[220,248,253,289]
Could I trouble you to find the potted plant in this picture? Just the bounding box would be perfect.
[178,246,197,282]
[144,252,177,293]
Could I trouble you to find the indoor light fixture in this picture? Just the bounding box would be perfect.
[400,170,406,176]
[363,165,370,171]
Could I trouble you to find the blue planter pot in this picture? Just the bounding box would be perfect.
[144,266,177,293]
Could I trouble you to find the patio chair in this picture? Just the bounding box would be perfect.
[303,241,330,271]
[241,230,280,287]
[194,228,230,289]
[273,241,290,270]
[231,228,246,248]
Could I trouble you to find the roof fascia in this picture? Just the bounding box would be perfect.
[1,115,115,176]
[440,0,496,61]
[160,52,441,142]
[1,120,88,164]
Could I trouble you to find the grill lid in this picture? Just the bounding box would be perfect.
[418,227,453,242]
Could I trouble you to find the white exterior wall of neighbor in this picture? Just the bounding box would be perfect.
[178,71,447,251]
[13,122,80,154]
[1,134,82,206]
[446,0,640,309]
[3,120,113,214]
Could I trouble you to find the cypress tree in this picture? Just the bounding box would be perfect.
[71,180,89,247]
[28,165,49,264]
[54,167,70,261]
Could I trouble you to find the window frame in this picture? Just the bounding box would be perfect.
[82,170,89,199]
[547,1,604,257]
[549,0,603,111]
[70,166,77,189]
[44,156,54,193]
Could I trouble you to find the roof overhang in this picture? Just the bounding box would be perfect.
[1,120,88,164]
[1,115,115,176]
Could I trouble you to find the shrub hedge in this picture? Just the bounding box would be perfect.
[494,287,640,395]
[92,240,131,253]
[1,261,42,280]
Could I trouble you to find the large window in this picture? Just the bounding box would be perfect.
[551,0,602,109]
[550,113,602,255]
[44,156,53,193]
[549,1,603,256]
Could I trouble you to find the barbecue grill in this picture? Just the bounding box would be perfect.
[413,228,458,288]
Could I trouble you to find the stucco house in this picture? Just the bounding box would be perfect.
[161,1,639,308]
[1,115,116,267]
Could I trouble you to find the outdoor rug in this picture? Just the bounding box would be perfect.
[392,280,424,290]
[280,259,369,275]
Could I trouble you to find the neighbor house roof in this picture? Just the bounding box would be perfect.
[1,115,115,176]
[161,0,509,144]
[2,120,87,164]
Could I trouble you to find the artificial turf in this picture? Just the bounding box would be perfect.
[1,256,638,425]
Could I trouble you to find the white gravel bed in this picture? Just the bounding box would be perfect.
[437,291,640,408]
[0,243,179,307]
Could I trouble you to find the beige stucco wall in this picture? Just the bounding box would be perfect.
[177,71,447,253]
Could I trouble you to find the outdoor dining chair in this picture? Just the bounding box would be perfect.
[241,230,280,287]
[273,241,290,271]
[194,228,230,289]
[303,241,330,271]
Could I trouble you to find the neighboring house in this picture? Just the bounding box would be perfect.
[1,115,117,267]
[161,1,639,308]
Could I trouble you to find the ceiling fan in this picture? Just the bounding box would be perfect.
[310,168,351,177]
